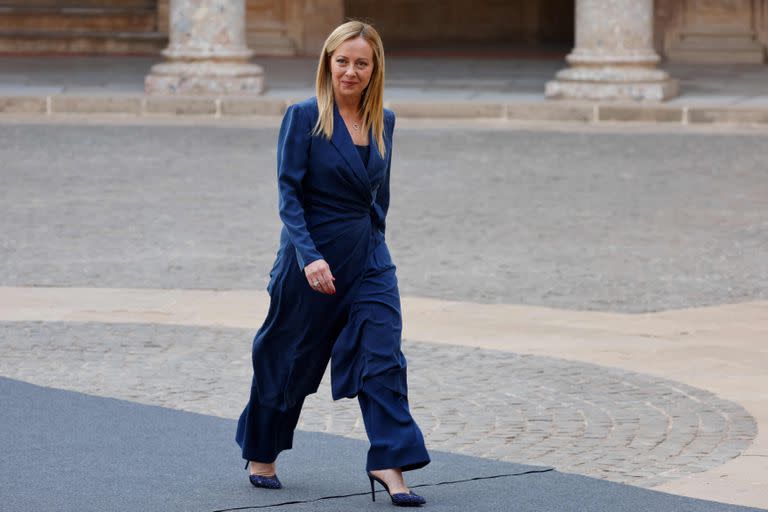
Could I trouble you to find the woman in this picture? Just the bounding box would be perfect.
[235,21,430,507]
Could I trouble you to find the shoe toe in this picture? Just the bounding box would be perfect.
[391,492,426,506]
[249,474,282,489]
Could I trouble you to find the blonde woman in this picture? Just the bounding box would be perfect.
[235,21,430,507]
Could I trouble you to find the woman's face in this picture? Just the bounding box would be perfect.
[329,36,374,101]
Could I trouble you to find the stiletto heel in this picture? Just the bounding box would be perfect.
[366,471,426,507]
[369,474,376,502]
[244,460,283,489]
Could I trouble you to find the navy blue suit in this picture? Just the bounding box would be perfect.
[236,97,430,473]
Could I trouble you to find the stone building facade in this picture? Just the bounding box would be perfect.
[1,0,766,62]
[0,0,766,100]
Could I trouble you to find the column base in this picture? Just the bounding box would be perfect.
[546,66,679,102]
[145,61,265,96]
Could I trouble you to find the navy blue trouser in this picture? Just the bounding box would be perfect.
[235,373,430,472]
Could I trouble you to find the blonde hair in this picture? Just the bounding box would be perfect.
[313,20,387,157]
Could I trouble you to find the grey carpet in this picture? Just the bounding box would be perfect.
[0,377,763,512]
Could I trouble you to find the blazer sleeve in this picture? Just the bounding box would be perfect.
[277,104,324,271]
[374,112,395,236]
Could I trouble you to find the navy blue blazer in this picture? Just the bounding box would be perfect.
[276,96,393,272]
[249,96,398,411]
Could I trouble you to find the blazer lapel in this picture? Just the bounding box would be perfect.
[330,102,372,199]
[365,127,385,188]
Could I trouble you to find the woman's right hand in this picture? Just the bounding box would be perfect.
[304,259,336,295]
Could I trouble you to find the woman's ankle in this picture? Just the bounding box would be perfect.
[370,468,408,493]
[248,460,277,476]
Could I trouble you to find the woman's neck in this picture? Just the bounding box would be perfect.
[334,93,362,115]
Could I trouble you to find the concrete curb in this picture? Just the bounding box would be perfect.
[1,94,768,126]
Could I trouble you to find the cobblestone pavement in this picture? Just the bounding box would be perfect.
[1,123,766,313]
[0,321,756,489]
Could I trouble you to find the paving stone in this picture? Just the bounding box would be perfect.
[599,104,684,123]
[505,102,594,122]
[386,101,504,119]
[144,96,217,115]
[220,97,286,116]
[11,115,753,315]
[0,321,757,489]
[50,95,142,114]
[0,96,46,113]
[689,107,768,124]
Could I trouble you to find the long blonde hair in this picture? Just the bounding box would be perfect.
[313,20,387,157]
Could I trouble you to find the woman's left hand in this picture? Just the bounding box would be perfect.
[304,259,336,295]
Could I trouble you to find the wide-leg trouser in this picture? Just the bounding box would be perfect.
[235,375,430,471]
[235,397,306,464]
[356,373,430,472]
[236,232,429,471]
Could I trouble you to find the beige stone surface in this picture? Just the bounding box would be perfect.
[384,101,504,119]
[0,2,165,55]
[0,96,46,114]
[244,0,295,56]
[546,80,680,102]
[145,61,266,96]
[220,96,287,116]
[157,0,170,36]
[689,106,768,124]
[292,0,344,56]
[664,0,766,64]
[51,95,142,115]
[598,104,684,122]
[0,286,766,507]
[504,102,595,122]
[0,34,164,55]
[144,96,217,115]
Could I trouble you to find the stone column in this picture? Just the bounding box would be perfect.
[145,0,264,95]
[546,0,679,102]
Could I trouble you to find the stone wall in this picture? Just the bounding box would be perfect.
[1,0,766,62]
[236,0,767,61]
[0,0,164,53]
[243,0,343,56]
[656,0,767,63]
[232,0,574,56]
[344,0,574,51]
[146,0,342,58]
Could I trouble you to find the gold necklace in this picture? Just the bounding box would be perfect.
[344,112,362,132]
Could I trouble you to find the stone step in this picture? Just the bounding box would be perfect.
[0,6,157,32]
[0,29,164,54]
[1,1,154,7]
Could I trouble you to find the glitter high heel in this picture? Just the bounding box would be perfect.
[367,471,426,507]
[244,460,282,489]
